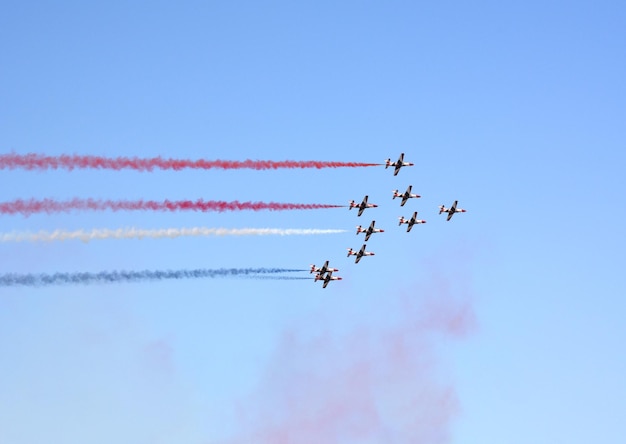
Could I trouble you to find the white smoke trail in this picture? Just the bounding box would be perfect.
[0,227,347,243]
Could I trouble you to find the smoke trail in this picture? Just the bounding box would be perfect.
[0,199,343,217]
[0,153,381,171]
[0,268,306,287]
[225,272,475,444]
[0,227,348,243]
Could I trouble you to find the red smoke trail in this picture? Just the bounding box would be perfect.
[0,198,342,217]
[0,153,381,171]
[225,268,475,443]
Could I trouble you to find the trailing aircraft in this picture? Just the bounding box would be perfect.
[314,270,342,288]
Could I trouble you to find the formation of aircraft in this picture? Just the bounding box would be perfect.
[311,260,342,288]
[392,185,421,206]
[385,152,414,176]
[347,244,375,264]
[310,153,467,288]
[348,195,378,217]
[399,211,426,232]
[439,200,467,221]
[356,220,384,241]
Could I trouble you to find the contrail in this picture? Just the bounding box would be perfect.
[0,153,381,171]
[0,198,344,217]
[0,268,307,287]
[0,227,348,243]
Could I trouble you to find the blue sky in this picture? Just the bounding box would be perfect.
[1,2,625,443]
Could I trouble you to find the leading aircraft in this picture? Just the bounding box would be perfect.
[314,270,342,288]
[385,152,414,176]
[310,260,338,276]
[356,220,384,241]
[439,200,467,221]
[392,185,421,206]
[349,195,378,217]
[399,211,426,232]
[347,244,375,264]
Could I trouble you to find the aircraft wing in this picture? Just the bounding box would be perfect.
[393,154,404,176]
[447,201,457,221]
[400,187,411,205]
[322,272,331,288]
[319,260,329,274]
[355,244,366,263]
[357,196,368,216]
[364,222,374,241]
[407,212,417,232]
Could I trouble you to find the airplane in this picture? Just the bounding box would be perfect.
[348,195,378,217]
[347,244,375,264]
[399,211,426,232]
[392,185,421,206]
[439,200,467,221]
[356,220,384,241]
[385,152,414,176]
[310,260,338,276]
[314,270,342,288]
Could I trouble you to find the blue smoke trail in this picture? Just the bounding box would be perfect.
[244,275,314,280]
[0,268,307,287]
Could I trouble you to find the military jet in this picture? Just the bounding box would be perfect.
[392,185,421,206]
[439,200,466,221]
[314,270,342,288]
[310,260,338,276]
[348,195,378,217]
[356,220,384,241]
[347,244,375,264]
[385,152,414,176]
[399,211,426,232]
